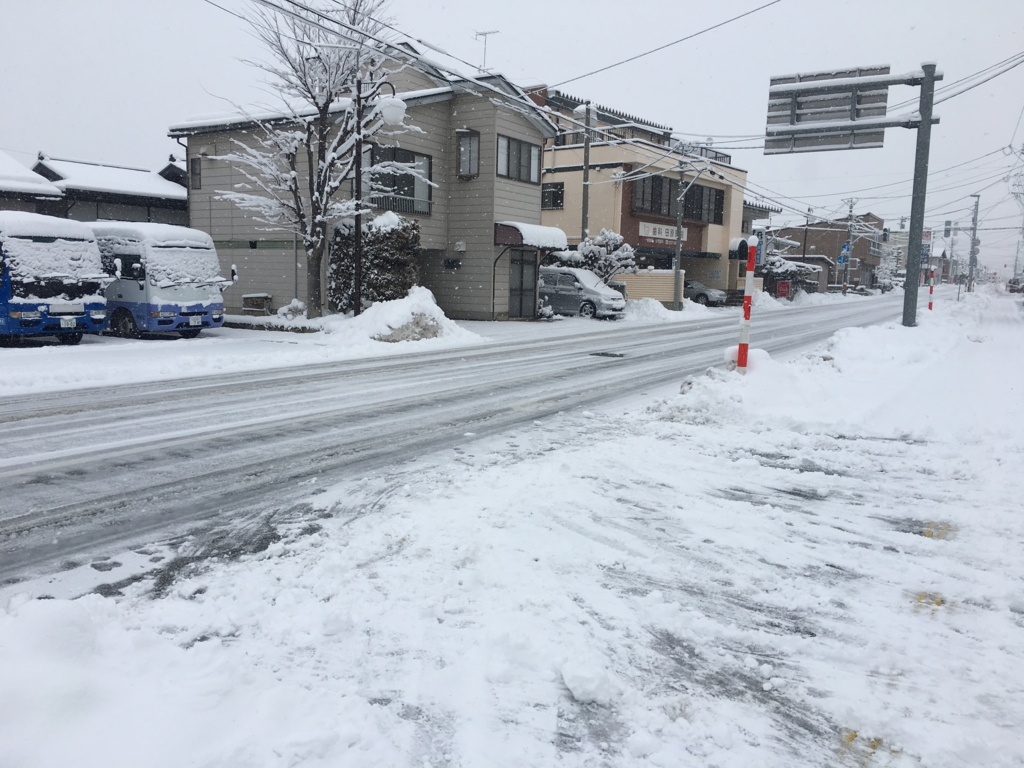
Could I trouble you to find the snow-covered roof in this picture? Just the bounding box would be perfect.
[85,221,214,249]
[33,156,188,201]
[168,87,455,136]
[497,221,568,250]
[0,211,96,240]
[0,150,62,198]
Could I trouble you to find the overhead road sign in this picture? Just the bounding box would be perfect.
[762,62,943,328]
[765,66,940,155]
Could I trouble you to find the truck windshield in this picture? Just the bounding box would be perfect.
[146,246,225,303]
[2,235,106,301]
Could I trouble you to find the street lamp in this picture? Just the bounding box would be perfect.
[352,81,406,315]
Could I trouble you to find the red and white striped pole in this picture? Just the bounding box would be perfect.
[928,267,935,310]
[737,235,758,374]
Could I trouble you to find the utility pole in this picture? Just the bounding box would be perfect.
[902,63,938,327]
[843,197,856,295]
[674,155,685,311]
[580,101,592,244]
[968,193,980,292]
[802,207,811,258]
[353,78,364,316]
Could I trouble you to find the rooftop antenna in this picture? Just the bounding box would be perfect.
[474,30,499,73]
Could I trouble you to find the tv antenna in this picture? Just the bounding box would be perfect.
[474,30,499,72]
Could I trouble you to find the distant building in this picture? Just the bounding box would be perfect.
[529,89,748,294]
[32,154,188,225]
[0,150,63,212]
[778,212,888,287]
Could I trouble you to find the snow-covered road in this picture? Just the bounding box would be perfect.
[2,288,1021,768]
[1,294,903,580]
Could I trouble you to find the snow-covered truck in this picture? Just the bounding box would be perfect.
[87,222,235,339]
[0,212,108,345]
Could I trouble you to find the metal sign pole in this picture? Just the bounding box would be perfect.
[902,63,937,327]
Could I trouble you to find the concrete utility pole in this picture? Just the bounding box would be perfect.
[968,193,980,291]
[674,155,685,311]
[580,101,593,243]
[843,197,856,295]
[902,63,938,327]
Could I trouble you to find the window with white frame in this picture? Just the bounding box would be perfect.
[497,135,540,184]
[457,130,479,178]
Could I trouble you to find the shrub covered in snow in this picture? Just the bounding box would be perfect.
[327,213,421,314]
[550,229,636,284]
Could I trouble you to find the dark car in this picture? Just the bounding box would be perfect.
[684,279,727,306]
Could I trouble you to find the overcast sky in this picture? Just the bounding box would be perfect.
[3,0,1023,272]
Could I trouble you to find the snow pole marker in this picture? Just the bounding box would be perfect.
[928,268,934,311]
[736,235,758,374]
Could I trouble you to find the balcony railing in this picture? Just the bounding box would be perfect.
[370,195,431,216]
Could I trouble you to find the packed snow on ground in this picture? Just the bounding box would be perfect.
[622,297,714,322]
[2,287,1020,767]
[0,288,482,396]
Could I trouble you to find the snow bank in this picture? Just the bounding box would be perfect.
[750,289,786,312]
[622,297,714,322]
[320,287,479,344]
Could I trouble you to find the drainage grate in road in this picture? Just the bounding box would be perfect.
[590,352,626,358]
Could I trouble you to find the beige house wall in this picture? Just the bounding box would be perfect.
[541,140,747,292]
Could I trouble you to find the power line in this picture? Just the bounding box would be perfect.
[550,0,783,88]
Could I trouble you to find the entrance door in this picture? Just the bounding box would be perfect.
[508,249,537,318]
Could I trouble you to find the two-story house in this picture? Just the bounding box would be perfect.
[529,89,748,294]
[168,64,562,320]
[778,212,888,287]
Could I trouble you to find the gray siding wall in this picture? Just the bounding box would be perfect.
[184,88,551,321]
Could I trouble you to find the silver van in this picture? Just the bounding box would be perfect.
[539,267,626,319]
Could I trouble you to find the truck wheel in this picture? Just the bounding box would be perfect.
[0,335,19,348]
[579,301,597,318]
[179,329,201,339]
[113,310,139,339]
[57,332,83,345]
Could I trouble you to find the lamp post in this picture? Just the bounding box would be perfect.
[352,80,406,316]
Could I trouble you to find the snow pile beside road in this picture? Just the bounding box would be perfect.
[320,286,480,344]
[623,297,713,322]
[750,289,786,312]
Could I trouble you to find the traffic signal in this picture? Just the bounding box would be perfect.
[944,220,951,238]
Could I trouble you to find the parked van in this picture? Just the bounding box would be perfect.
[539,267,626,319]
[0,212,107,345]
[88,222,235,338]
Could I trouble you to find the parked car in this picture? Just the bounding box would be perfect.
[88,222,235,338]
[684,279,727,306]
[1006,278,1022,293]
[539,267,625,319]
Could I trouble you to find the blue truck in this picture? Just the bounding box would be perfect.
[87,222,235,339]
[0,212,108,346]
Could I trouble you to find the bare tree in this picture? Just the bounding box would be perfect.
[218,0,406,317]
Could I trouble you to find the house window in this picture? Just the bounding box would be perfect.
[497,135,540,184]
[631,177,724,225]
[457,130,479,178]
[369,145,432,215]
[542,182,564,210]
[190,157,201,190]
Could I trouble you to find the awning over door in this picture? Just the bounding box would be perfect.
[494,221,568,250]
